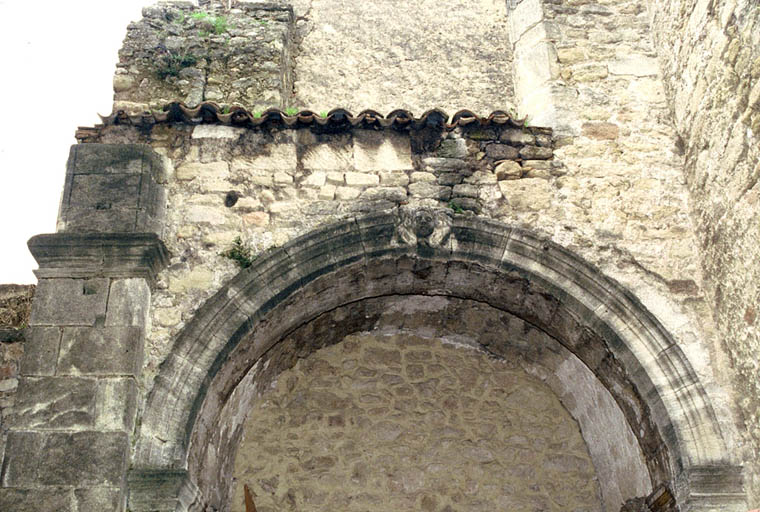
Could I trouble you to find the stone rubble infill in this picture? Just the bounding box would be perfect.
[114,1,294,113]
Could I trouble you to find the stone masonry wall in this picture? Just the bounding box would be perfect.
[647,0,760,501]
[508,0,748,475]
[290,0,515,115]
[231,331,602,512]
[81,109,741,482]
[89,121,558,395]
[115,1,294,113]
[0,285,34,474]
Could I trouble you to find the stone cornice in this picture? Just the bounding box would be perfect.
[28,232,170,284]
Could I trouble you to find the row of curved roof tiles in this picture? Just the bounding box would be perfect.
[101,102,537,131]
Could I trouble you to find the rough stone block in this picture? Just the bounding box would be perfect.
[410,171,437,183]
[436,138,467,158]
[379,171,410,186]
[485,143,520,160]
[0,488,74,511]
[519,145,553,160]
[421,157,466,170]
[500,129,536,146]
[408,182,452,200]
[3,431,129,486]
[19,326,60,376]
[360,187,407,203]
[191,125,244,140]
[345,172,380,187]
[508,0,543,41]
[29,279,108,326]
[175,161,230,181]
[105,279,150,327]
[452,184,480,198]
[58,326,143,376]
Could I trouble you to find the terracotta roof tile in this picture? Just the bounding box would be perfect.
[96,102,531,131]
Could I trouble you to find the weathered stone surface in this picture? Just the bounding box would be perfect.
[128,470,194,512]
[105,279,150,327]
[485,143,520,160]
[293,0,514,115]
[176,162,229,181]
[499,179,553,210]
[344,171,380,187]
[582,122,620,140]
[29,279,108,326]
[28,233,170,284]
[3,431,129,486]
[18,326,59,376]
[13,376,136,431]
[0,488,74,512]
[354,131,413,172]
[74,487,122,512]
[408,182,452,200]
[59,144,166,234]
[302,143,354,171]
[58,326,143,376]
[114,2,294,111]
[518,145,553,160]
[495,160,523,180]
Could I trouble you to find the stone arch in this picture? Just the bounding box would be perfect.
[130,208,743,511]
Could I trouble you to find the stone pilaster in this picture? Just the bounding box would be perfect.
[0,144,169,512]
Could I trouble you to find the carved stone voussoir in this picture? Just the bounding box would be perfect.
[27,232,170,285]
[394,207,453,248]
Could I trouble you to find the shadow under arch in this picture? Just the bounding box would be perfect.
[130,208,744,511]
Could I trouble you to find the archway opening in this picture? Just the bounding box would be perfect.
[133,210,736,512]
[228,294,655,512]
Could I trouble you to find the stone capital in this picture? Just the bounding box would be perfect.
[28,232,170,285]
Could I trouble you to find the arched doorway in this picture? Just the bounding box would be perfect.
[130,208,744,511]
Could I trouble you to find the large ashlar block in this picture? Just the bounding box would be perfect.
[58,326,144,376]
[508,0,544,42]
[105,279,150,328]
[12,376,137,432]
[18,326,60,376]
[29,278,109,326]
[246,144,297,171]
[58,144,167,234]
[3,431,129,487]
[0,488,75,512]
[302,141,354,171]
[353,131,413,172]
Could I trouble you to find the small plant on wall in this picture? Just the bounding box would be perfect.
[222,237,256,268]
[155,50,198,79]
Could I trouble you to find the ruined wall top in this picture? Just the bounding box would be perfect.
[115,1,295,113]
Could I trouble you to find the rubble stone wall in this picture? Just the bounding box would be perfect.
[231,331,603,512]
[115,1,295,113]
